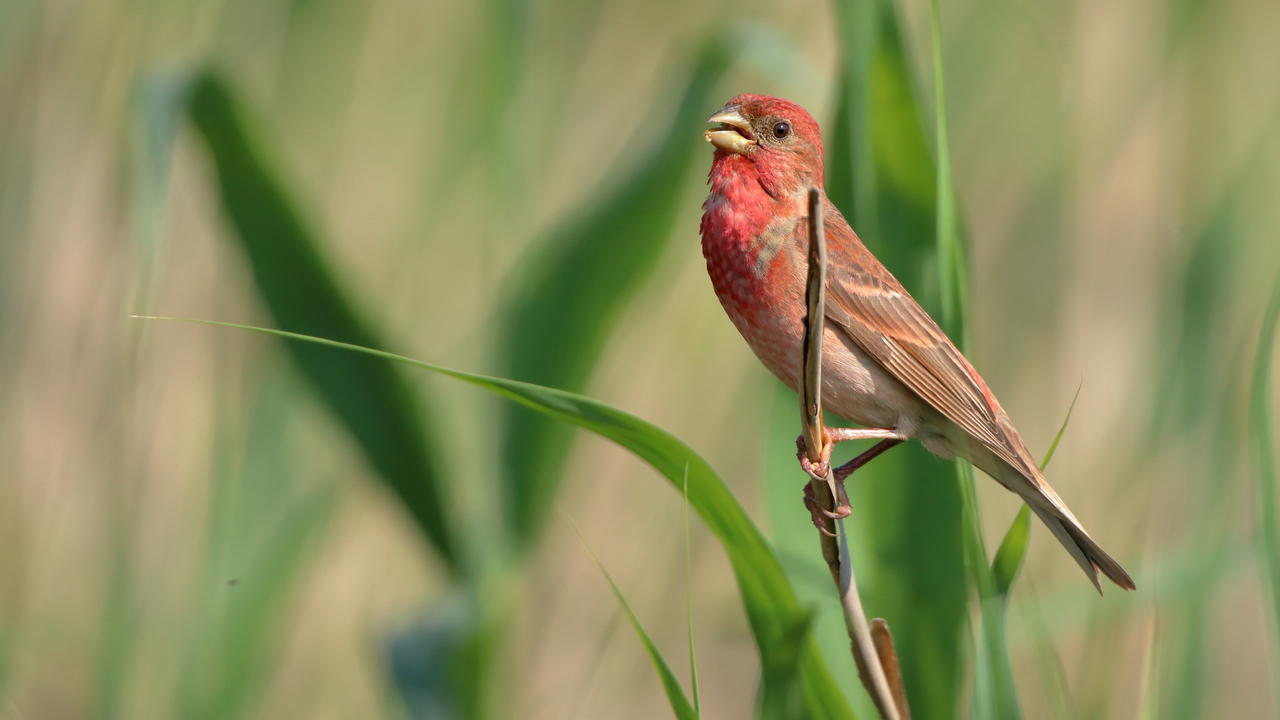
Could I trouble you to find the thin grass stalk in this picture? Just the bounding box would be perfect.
[801,188,908,720]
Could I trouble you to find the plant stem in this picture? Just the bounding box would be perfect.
[801,188,908,720]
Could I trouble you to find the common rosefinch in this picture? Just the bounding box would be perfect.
[700,94,1134,591]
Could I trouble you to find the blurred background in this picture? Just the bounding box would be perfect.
[2,0,1279,717]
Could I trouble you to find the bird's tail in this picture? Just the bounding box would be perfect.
[977,449,1135,593]
[1025,499,1135,593]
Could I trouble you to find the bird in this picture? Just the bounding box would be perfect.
[699,93,1134,592]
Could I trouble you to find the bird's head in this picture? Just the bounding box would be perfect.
[704,93,823,198]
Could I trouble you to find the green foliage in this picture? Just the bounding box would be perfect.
[928,2,1020,716]
[182,73,460,573]
[992,506,1032,599]
[823,1,967,716]
[137,316,856,720]
[497,38,731,546]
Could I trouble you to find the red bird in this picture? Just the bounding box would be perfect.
[699,93,1134,592]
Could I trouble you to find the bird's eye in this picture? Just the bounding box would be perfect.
[772,121,791,139]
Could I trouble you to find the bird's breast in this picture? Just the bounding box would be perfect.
[702,199,808,387]
[701,188,922,432]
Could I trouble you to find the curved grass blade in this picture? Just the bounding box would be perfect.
[992,383,1082,597]
[182,73,459,573]
[496,38,731,546]
[991,506,1032,600]
[134,315,855,720]
[1252,276,1280,708]
[569,516,699,720]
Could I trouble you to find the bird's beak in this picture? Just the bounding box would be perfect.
[705,105,756,155]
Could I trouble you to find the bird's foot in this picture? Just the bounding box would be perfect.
[802,476,852,534]
[798,430,902,532]
[802,483,837,537]
[795,433,832,481]
[824,480,853,519]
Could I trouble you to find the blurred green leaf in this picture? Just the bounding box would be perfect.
[1149,191,1239,440]
[1252,276,1280,704]
[1161,593,1209,720]
[170,375,338,719]
[826,1,967,716]
[571,518,700,720]
[757,608,815,720]
[138,316,857,720]
[497,38,731,546]
[182,72,460,574]
[928,2,1019,716]
[991,506,1031,599]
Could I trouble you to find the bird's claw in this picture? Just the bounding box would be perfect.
[798,454,830,482]
[823,503,853,519]
[798,434,855,532]
[795,434,833,481]
[803,484,837,537]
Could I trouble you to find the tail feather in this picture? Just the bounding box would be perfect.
[976,447,1136,592]
[1028,504,1135,593]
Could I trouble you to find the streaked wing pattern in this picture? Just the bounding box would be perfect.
[811,214,1034,478]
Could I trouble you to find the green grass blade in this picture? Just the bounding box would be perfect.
[1039,383,1083,471]
[684,467,701,715]
[569,517,699,720]
[757,608,815,720]
[825,2,967,715]
[1252,276,1280,706]
[497,38,730,546]
[182,72,459,573]
[135,315,855,720]
[992,384,1082,596]
[929,2,967,337]
[928,2,1019,717]
[991,506,1032,599]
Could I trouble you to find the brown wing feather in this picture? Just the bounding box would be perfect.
[813,207,1034,477]
[806,206,1135,591]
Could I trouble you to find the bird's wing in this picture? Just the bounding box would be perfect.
[805,206,1135,591]
[814,209,1037,478]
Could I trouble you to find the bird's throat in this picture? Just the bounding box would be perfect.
[702,153,775,253]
